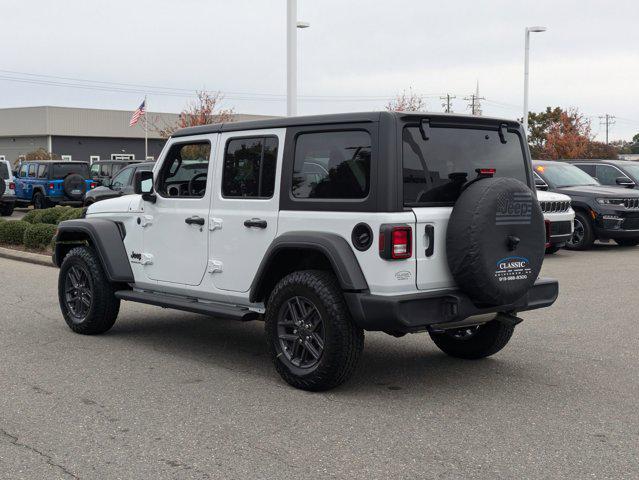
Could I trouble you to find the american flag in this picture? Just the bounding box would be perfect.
[129,100,146,126]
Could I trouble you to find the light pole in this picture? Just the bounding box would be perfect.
[286,0,310,116]
[523,26,546,134]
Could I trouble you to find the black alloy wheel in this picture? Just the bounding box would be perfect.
[277,296,325,370]
[63,265,93,322]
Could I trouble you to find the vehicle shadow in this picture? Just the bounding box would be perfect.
[105,308,546,397]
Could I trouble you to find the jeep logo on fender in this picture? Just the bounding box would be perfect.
[495,191,533,226]
[495,256,532,282]
[130,251,142,262]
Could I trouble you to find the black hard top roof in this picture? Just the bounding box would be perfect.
[567,159,636,165]
[171,111,521,138]
[24,160,89,165]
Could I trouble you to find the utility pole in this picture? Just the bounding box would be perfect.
[464,82,484,116]
[599,114,616,144]
[440,94,455,113]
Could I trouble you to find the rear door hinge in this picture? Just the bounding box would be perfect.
[207,260,223,273]
[139,215,153,227]
[140,253,154,265]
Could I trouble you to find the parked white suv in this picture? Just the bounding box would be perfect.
[0,159,16,216]
[536,189,574,253]
[53,112,559,390]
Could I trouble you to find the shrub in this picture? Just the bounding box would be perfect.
[58,208,84,222]
[0,220,30,245]
[23,209,46,224]
[23,223,58,250]
[39,208,62,224]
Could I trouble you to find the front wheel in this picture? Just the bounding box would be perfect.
[265,270,364,391]
[429,319,515,359]
[58,246,120,335]
[565,211,595,250]
[615,239,639,247]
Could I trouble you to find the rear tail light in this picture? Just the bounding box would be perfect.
[49,182,55,190]
[379,225,412,260]
[8,182,14,190]
[90,182,97,189]
[476,168,496,177]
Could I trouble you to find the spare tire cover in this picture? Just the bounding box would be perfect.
[446,177,545,306]
[63,174,86,200]
[0,178,5,198]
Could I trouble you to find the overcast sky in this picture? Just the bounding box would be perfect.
[1,0,638,140]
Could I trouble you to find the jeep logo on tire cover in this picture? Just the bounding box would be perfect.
[495,191,532,225]
[495,256,532,282]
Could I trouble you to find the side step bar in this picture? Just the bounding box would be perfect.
[115,290,259,321]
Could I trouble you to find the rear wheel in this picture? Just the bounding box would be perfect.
[58,246,120,335]
[429,319,515,359]
[566,211,595,250]
[615,238,639,247]
[33,191,47,209]
[265,270,364,391]
[0,204,14,216]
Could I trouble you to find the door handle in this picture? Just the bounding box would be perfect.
[244,218,267,229]
[425,225,435,257]
[185,216,205,226]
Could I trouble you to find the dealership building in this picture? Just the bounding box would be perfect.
[0,106,271,165]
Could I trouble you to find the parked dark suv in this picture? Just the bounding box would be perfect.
[90,160,140,186]
[569,160,639,190]
[533,160,639,249]
[84,161,154,205]
[14,161,95,209]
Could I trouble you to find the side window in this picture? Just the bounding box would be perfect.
[574,164,595,176]
[222,137,278,198]
[37,164,48,178]
[292,131,371,199]
[19,164,28,178]
[111,167,133,189]
[100,164,112,177]
[28,164,37,178]
[157,142,211,198]
[596,165,625,185]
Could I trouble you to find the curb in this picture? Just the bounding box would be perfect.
[0,246,55,268]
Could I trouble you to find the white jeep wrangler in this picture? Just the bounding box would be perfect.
[53,112,558,391]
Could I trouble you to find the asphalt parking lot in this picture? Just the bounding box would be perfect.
[0,247,638,479]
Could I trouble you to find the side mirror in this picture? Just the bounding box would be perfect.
[615,176,636,188]
[534,177,549,191]
[134,170,156,202]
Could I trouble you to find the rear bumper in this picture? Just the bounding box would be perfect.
[0,195,16,205]
[344,277,559,333]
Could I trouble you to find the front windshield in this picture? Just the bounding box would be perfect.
[535,163,599,188]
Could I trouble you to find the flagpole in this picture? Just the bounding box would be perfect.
[144,95,148,160]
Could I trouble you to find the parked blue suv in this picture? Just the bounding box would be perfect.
[14,161,95,209]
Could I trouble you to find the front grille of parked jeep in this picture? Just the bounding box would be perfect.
[540,200,571,213]
[623,198,639,209]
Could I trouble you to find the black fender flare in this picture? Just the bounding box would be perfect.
[53,218,134,283]
[249,231,369,303]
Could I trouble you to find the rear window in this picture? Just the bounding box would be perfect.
[402,126,528,205]
[0,163,8,179]
[51,163,90,179]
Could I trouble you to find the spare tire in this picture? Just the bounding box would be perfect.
[63,174,87,200]
[0,178,5,198]
[446,177,545,306]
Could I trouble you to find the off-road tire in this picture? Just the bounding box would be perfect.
[615,239,639,247]
[0,204,14,216]
[565,211,595,250]
[58,246,120,335]
[545,245,560,254]
[265,270,364,391]
[429,319,515,359]
[33,191,47,209]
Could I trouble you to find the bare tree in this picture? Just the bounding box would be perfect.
[153,91,235,138]
[385,88,426,112]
